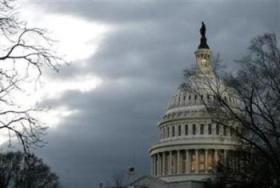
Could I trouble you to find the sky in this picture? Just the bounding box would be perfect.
[2,0,279,187]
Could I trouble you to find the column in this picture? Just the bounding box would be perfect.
[151,155,154,176]
[161,153,163,175]
[177,150,181,174]
[156,153,159,176]
[154,155,157,176]
[168,151,172,175]
[162,152,166,176]
[224,150,227,166]
[205,150,208,173]
[157,153,160,176]
[158,153,161,176]
[214,149,218,165]
[195,149,199,173]
[186,150,190,173]
[155,154,158,176]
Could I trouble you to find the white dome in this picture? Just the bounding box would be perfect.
[149,48,241,183]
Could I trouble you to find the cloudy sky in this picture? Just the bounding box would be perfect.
[9,0,280,187]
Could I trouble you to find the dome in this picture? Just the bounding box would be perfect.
[149,25,241,183]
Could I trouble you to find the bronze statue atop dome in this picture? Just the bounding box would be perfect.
[198,21,209,49]
[200,22,206,38]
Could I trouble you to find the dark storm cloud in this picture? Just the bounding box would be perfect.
[30,0,280,187]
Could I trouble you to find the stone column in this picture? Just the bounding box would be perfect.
[195,149,199,173]
[157,154,160,176]
[186,150,190,173]
[151,155,154,176]
[153,155,157,176]
[224,150,227,166]
[162,152,166,176]
[205,150,208,173]
[177,150,181,174]
[156,155,158,176]
[168,151,172,175]
[152,155,155,176]
[214,149,218,165]
[158,153,161,176]
[155,154,158,176]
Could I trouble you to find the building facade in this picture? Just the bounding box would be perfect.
[149,23,241,183]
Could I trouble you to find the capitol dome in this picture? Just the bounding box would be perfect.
[149,23,242,183]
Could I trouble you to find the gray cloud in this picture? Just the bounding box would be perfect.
[28,0,280,187]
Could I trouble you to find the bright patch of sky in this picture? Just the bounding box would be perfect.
[0,0,110,145]
[18,1,109,117]
[20,1,110,62]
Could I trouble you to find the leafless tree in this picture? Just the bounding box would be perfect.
[0,0,63,153]
[104,170,131,188]
[182,33,280,188]
[0,151,60,188]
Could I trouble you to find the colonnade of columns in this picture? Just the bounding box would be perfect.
[151,149,234,177]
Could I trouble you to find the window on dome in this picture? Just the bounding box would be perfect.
[216,124,220,135]
[178,125,181,136]
[224,125,227,136]
[192,124,196,135]
[167,127,170,137]
[185,124,188,135]
[230,127,233,136]
[200,124,204,135]
[208,124,212,135]
[189,95,191,100]
[172,126,175,137]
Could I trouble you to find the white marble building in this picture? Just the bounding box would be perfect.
[131,23,241,188]
[148,23,241,183]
